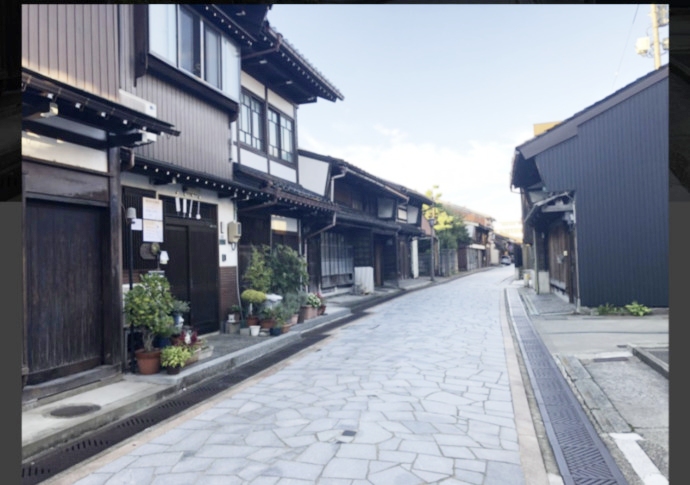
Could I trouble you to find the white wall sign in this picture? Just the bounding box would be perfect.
[143,220,164,242]
[142,197,163,221]
[131,218,143,231]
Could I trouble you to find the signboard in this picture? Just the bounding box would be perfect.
[143,219,164,243]
[142,197,163,221]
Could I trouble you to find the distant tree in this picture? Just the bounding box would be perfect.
[422,186,471,250]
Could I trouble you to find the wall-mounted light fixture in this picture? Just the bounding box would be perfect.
[40,101,59,118]
[159,250,169,265]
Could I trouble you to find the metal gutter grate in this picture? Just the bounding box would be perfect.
[21,312,364,484]
[506,289,629,485]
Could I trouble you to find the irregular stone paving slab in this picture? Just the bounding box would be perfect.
[70,269,530,484]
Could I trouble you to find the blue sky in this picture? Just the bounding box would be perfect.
[267,4,667,225]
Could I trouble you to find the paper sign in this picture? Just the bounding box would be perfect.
[131,218,143,231]
[142,197,163,221]
[143,219,164,242]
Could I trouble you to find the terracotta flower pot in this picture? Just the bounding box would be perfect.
[246,315,260,327]
[298,306,318,322]
[135,349,161,375]
[260,318,275,329]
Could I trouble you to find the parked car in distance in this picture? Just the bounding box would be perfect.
[500,256,512,265]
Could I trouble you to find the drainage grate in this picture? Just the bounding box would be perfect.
[21,313,366,484]
[509,289,629,485]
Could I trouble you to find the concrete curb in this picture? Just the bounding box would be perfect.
[631,346,669,379]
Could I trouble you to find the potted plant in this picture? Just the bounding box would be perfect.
[160,345,192,375]
[259,305,280,330]
[228,304,242,323]
[241,289,266,326]
[171,299,190,330]
[242,245,272,294]
[124,273,175,375]
[267,244,308,296]
[282,292,301,325]
[298,292,321,322]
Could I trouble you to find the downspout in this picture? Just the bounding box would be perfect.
[330,168,347,201]
[241,33,283,61]
[305,212,337,239]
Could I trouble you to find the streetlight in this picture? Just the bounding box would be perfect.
[125,207,136,290]
[125,207,136,373]
[429,216,436,282]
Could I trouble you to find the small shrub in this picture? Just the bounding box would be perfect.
[625,301,651,317]
[597,303,623,316]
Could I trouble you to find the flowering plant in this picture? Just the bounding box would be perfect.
[316,292,327,306]
[305,293,321,308]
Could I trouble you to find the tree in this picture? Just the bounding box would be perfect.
[422,186,471,250]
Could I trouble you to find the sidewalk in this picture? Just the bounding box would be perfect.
[22,270,478,465]
[513,282,669,484]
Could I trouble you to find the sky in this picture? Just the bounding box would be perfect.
[266,4,667,226]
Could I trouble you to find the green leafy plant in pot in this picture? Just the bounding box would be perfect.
[160,345,192,374]
[241,289,266,326]
[171,299,190,330]
[124,273,175,374]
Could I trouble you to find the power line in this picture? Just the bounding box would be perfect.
[612,4,639,91]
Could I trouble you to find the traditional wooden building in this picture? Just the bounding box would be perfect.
[20,4,343,395]
[511,66,668,308]
[297,150,432,292]
[21,5,180,392]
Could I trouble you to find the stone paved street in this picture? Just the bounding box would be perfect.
[60,267,535,485]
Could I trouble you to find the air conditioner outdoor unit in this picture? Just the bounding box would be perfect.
[118,89,157,118]
[227,221,242,243]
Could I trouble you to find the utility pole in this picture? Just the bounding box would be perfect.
[636,4,669,70]
[651,4,662,69]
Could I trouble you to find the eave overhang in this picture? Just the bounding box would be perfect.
[239,26,344,105]
[22,68,180,142]
[233,163,336,214]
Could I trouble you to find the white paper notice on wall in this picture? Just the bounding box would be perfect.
[131,218,143,231]
[143,219,164,242]
[142,197,163,221]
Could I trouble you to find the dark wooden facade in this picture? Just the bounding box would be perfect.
[512,66,668,307]
[21,4,179,389]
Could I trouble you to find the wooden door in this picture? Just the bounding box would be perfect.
[164,222,219,335]
[25,199,105,384]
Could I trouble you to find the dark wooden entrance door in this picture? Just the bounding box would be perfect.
[25,199,105,384]
[164,221,219,334]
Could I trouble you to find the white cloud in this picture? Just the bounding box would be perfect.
[299,125,532,224]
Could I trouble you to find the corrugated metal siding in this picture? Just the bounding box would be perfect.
[534,77,668,307]
[119,5,233,180]
[22,4,119,101]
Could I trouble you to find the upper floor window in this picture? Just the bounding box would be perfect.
[148,4,240,101]
[240,92,264,150]
[239,91,296,164]
[268,108,294,163]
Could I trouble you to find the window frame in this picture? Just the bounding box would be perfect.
[145,4,241,105]
[237,91,296,166]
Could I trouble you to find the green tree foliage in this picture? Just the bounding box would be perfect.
[422,187,471,249]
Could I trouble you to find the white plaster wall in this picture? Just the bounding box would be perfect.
[241,72,265,98]
[269,161,296,183]
[297,154,329,196]
[22,131,108,172]
[120,171,237,267]
[267,89,295,118]
[240,148,268,172]
[411,238,419,278]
